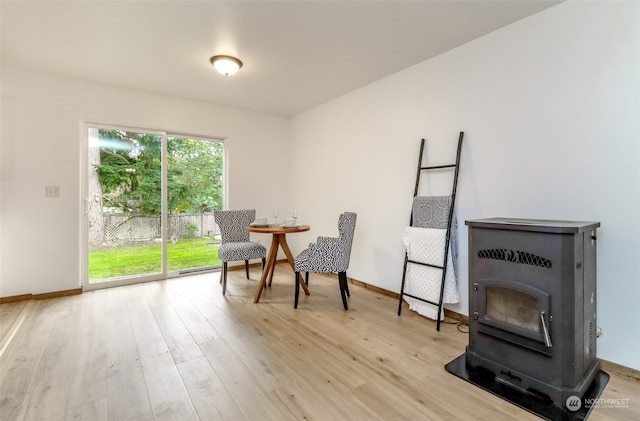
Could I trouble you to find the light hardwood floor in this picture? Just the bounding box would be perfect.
[1,264,638,420]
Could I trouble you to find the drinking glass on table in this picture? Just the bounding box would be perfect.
[273,208,279,225]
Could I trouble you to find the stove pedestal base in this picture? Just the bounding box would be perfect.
[445,354,609,421]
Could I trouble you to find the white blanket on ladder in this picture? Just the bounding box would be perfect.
[402,227,460,320]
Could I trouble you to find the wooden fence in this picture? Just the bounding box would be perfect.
[103,212,219,243]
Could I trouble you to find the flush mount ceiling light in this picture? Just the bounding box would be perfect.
[210,55,243,76]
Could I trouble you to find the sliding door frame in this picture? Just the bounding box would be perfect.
[80,121,226,291]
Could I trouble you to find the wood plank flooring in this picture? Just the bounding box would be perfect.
[1,264,638,420]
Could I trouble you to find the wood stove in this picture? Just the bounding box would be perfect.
[446,218,608,420]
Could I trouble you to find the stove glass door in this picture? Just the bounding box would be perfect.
[476,279,551,348]
[486,287,540,334]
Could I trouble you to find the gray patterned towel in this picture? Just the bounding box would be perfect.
[412,196,451,228]
[412,196,458,267]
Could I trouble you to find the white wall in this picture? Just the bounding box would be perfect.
[290,1,640,370]
[0,67,291,297]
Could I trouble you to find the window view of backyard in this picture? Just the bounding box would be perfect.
[87,128,223,282]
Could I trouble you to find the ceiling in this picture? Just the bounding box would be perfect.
[1,1,561,117]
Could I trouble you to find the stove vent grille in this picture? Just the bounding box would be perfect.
[477,249,552,269]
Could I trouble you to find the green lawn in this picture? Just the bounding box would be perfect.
[89,237,222,279]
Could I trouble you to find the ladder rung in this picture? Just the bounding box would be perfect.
[421,164,456,170]
[401,292,440,307]
[407,259,444,270]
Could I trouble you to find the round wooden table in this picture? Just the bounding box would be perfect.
[246,224,311,303]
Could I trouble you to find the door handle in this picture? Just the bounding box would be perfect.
[540,312,552,348]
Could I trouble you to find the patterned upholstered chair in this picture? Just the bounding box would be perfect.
[294,212,357,309]
[214,209,266,295]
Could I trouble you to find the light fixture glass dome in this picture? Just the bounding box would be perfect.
[210,55,243,76]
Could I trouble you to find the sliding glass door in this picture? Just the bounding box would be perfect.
[82,125,224,289]
[166,136,224,273]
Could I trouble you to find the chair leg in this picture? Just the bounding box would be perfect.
[222,262,228,295]
[294,272,300,308]
[305,272,309,286]
[338,271,348,310]
[245,260,250,279]
[345,273,350,297]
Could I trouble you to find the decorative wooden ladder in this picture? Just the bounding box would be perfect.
[397,132,464,331]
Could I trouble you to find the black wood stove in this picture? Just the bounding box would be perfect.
[446,218,608,421]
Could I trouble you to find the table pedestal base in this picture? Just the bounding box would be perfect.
[254,233,310,303]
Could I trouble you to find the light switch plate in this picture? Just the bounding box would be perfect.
[45,185,60,198]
